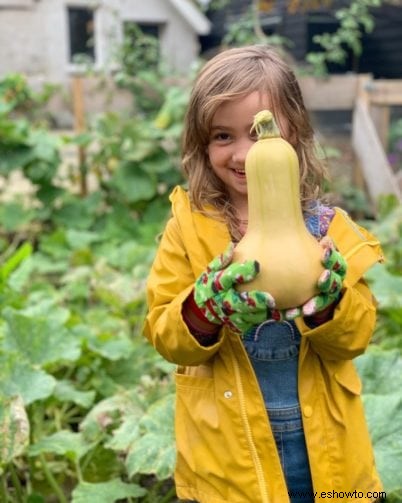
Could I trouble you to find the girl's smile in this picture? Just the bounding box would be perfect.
[207,91,287,217]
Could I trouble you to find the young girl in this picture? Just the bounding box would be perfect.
[143,45,384,503]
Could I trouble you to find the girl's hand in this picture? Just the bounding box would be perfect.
[297,237,348,319]
[193,243,280,334]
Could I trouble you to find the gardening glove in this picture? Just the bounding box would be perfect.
[298,236,348,318]
[193,243,279,335]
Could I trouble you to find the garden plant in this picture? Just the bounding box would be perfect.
[1,12,402,502]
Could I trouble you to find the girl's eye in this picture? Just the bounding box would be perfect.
[211,132,231,142]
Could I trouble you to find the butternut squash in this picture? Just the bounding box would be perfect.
[233,110,323,310]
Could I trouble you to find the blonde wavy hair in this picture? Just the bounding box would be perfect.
[181,44,328,241]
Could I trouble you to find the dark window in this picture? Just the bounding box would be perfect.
[136,23,160,39]
[68,7,95,63]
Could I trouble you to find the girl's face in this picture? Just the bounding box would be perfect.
[207,91,289,212]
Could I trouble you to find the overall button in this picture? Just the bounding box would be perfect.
[303,405,313,417]
[224,391,233,399]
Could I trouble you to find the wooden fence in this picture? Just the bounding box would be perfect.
[299,74,402,206]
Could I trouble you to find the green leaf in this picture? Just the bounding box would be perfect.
[7,256,34,292]
[105,415,140,451]
[362,393,402,493]
[126,393,175,480]
[71,479,146,503]
[86,332,133,361]
[365,197,402,247]
[141,150,175,174]
[26,494,45,503]
[0,202,35,231]
[2,307,81,366]
[356,348,402,494]
[0,352,55,405]
[31,252,69,275]
[92,265,145,308]
[29,129,61,164]
[36,183,65,206]
[80,390,144,443]
[365,264,402,309]
[356,347,402,395]
[105,337,174,388]
[122,138,155,162]
[0,148,34,174]
[109,162,157,203]
[60,266,92,301]
[0,395,30,464]
[37,228,69,259]
[0,241,32,282]
[66,229,101,250]
[101,240,155,272]
[101,205,140,241]
[65,132,93,148]
[53,380,96,408]
[28,430,95,461]
[52,196,100,230]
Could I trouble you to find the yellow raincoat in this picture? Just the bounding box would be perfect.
[143,186,385,503]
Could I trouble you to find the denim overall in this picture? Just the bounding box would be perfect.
[243,321,314,503]
[242,211,326,503]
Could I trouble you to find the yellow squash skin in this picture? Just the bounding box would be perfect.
[233,110,323,310]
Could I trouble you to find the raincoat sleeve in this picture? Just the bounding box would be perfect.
[296,209,384,361]
[143,215,225,366]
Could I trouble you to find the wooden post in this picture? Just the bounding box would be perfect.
[71,75,88,196]
[352,75,372,197]
[370,105,390,150]
[366,79,402,151]
[352,75,402,206]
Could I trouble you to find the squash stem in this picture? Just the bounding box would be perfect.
[252,110,281,140]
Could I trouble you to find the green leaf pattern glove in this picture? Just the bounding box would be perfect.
[193,243,278,334]
[300,236,348,317]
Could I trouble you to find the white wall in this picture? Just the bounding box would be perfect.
[0,6,46,76]
[0,0,206,84]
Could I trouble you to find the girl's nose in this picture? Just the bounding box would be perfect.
[232,138,253,164]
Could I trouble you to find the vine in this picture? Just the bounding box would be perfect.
[306,0,382,76]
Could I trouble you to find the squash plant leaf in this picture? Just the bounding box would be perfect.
[140,150,176,174]
[2,307,81,366]
[365,264,402,309]
[0,202,36,232]
[362,393,402,494]
[0,352,55,405]
[356,348,402,494]
[0,147,34,174]
[71,478,146,503]
[80,389,144,443]
[126,393,176,480]
[0,395,30,464]
[66,229,102,249]
[105,415,141,451]
[53,380,96,409]
[109,162,157,203]
[356,347,402,394]
[86,332,134,362]
[29,430,96,461]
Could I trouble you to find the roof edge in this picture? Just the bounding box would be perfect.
[168,0,211,35]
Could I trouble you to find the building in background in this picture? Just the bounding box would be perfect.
[0,0,210,84]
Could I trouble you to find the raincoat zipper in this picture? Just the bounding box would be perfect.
[232,351,270,503]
